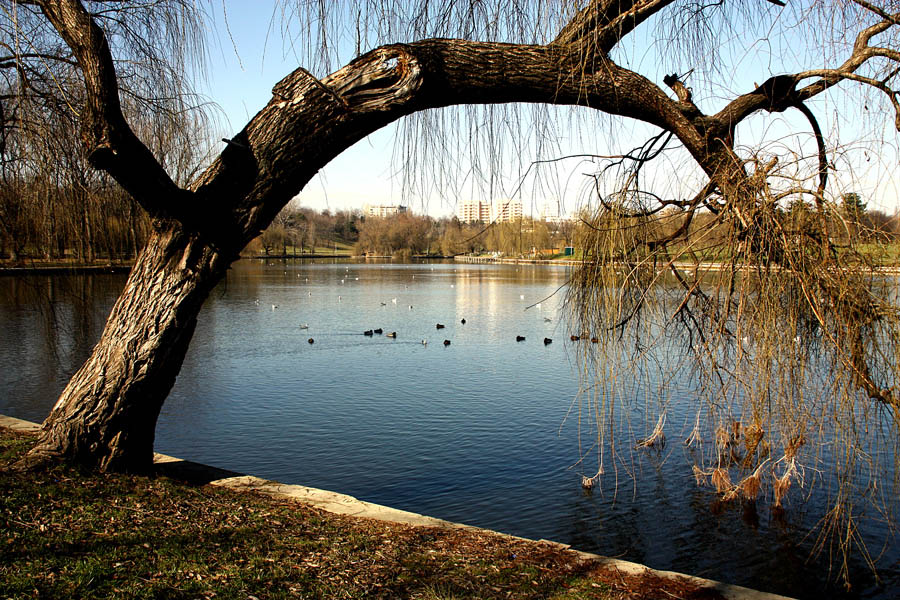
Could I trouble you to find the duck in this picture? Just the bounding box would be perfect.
[436,323,445,329]
[307,338,314,344]
[590,337,599,343]
[373,328,383,334]
[516,335,526,342]
[544,337,553,345]
[544,317,552,322]
[460,318,466,324]
[422,339,428,345]
[386,332,397,338]
[364,330,374,336]
[443,339,451,346]
[570,335,579,341]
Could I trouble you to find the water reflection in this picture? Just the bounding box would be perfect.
[0,259,897,599]
[0,274,123,420]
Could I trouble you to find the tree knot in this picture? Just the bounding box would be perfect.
[322,45,423,112]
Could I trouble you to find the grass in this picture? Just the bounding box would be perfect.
[1,428,724,599]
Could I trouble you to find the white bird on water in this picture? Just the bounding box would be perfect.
[299,324,309,330]
[272,304,278,310]
[392,298,397,304]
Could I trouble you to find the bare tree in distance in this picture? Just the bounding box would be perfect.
[0,0,212,260]
[5,0,900,587]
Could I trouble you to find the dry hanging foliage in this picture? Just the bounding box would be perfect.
[560,2,900,588]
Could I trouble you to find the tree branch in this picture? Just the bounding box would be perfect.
[31,0,190,221]
[552,0,674,59]
[188,37,700,250]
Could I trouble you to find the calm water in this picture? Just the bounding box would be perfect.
[1,259,897,599]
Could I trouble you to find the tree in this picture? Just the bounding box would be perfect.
[8,0,900,585]
[0,0,207,263]
[842,191,868,243]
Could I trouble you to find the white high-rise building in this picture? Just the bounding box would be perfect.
[492,199,523,222]
[540,200,565,223]
[363,204,407,218]
[458,199,523,223]
[458,199,492,223]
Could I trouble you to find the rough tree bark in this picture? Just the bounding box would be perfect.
[16,0,900,470]
[26,223,226,471]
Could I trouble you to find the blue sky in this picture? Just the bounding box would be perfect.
[198,1,900,218]
[201,2,408,216]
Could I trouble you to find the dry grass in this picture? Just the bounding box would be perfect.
[0,427,728,600]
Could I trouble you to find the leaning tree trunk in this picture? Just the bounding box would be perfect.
[32,0,867,472]
[22,220,228,472]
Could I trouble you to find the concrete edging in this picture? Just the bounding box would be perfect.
[1,414,793,600]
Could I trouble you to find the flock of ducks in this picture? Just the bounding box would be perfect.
[359,320,465,346]
[357,318,566,347]
[270,306,571,347]
[260,268,571,348]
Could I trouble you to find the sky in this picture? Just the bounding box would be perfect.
[197,1,900,218]
[201,2,412,216]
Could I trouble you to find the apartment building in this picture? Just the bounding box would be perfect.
[363,204,408,218]
[458,199,523,223]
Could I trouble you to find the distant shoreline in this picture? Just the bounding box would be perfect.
[0,263,133,276]
[6,255,900,276]
[0,254,453,275]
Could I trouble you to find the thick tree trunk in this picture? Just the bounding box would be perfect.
[27,0,873,472]
[21,221,229,472]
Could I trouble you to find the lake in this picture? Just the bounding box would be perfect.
[1,259,897,599]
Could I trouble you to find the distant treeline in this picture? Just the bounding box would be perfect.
[248,206,578,258]
[3,183,897,263]
[1,177,150,263]
[251,194,900,261]
[244,207,363,256]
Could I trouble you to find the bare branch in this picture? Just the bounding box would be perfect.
[29,0,191,221]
